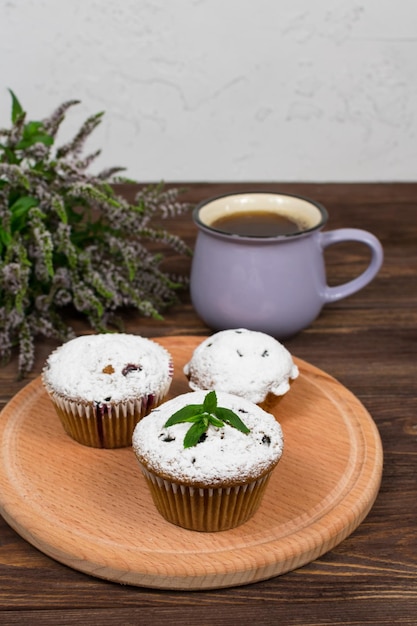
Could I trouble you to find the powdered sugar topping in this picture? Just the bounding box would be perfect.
[183,329,298,403]
[132,390,284,486]
[42,334,173,402]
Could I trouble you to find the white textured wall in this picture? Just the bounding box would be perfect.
[1,0,416,182]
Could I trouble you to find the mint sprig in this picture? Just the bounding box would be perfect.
[0,90,192,378]
[163,390,250,448]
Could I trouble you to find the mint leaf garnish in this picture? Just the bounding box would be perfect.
[214,407,250,433]
[163,391,250,449]
[183,421,208,448]
[203,390,217,414]
[164,404,206,426]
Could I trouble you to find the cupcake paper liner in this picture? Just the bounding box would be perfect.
[139,464,273,532]
[46,384,171,449]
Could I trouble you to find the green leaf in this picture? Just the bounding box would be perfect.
[10,195,38,216]
[24,121,43,134]
[0,226,12,248]
[214,407,251,434]
[16,121,53,150]
[8,89,23,124]
[0,144,20,164]
[183,421,208,449]
[10,196,39,232]
[203,390,217,414]
[164,404,205,427]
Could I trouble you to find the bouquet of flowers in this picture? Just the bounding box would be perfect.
[0,90,191,377]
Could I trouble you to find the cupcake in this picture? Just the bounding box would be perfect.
[183,328,298,411]
[42,333,174,448]
[132,389,284,532]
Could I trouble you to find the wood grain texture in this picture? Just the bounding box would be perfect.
[0,183,416,624]
[0,336,382,590]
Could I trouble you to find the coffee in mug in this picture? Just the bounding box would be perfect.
[190,192,384,338]
[211,211,306,236]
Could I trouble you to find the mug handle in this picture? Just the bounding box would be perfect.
[319,228,384,303]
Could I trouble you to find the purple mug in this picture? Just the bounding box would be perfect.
[190,192,384,338]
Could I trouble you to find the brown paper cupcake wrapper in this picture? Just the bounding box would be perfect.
[258,393,283,412]
[258,379,297,413]
[46,383,171,449]
[140,465,272,532]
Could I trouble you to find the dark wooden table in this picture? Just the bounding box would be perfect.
[1,183,416,625]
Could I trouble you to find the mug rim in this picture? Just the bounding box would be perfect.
[193,191,329,240]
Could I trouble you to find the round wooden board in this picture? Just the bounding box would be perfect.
[0,335,383,590]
